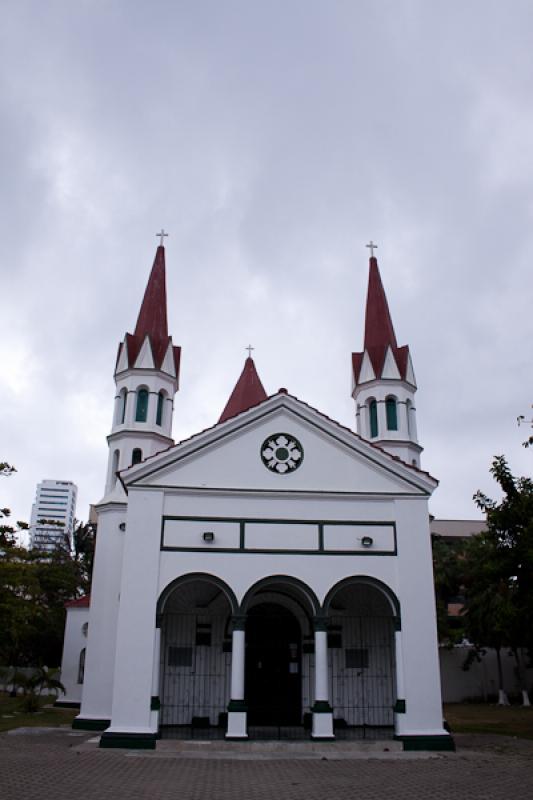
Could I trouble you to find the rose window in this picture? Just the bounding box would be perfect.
[261,434,304,474]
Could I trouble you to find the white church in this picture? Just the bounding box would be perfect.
[59,241,453,750]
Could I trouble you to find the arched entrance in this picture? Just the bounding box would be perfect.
[246,602,302,725]
[158,574,236,738]
[324,579,397,737]
[241,576,319,736]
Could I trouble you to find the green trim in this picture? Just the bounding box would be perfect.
[313,616,328,632]
[54,700,80,709]
[231,615,247,631]
[100,732,157,750]
[161,516,397,556]
[311,736,336,741]
[72,717,110,731]
[160,546,397,556]
[394,615,401,631]
[393,699,406,713]
[227,700,248,712]
[150,696,161,711]
[311,701,333,713]
[395,734,455,752]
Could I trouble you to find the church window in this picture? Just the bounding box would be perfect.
[156,391,164,426]
[111,450,120,485]
[78,648,86,684]
[132,448,142,465]
[369,400,378,438]
[135,388,149,422]
[120,389,127,424]
[386,397,398,431]
[406,399,412,436]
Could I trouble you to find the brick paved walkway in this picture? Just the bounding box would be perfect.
[1,728,533,800]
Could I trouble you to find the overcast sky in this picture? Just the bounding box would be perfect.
[1,1,532,535]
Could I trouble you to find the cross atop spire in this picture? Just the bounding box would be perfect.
[245,344,254,358]
[156,229,168,247]
[366,240,378,258]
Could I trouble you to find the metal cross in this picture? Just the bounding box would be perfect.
[156,229,168,246]
[245,345,254,358]
[366,240,378,257]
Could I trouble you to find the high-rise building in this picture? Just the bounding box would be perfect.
[29,479,78,551]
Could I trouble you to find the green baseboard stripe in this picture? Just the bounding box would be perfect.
[311,701,332,714]
[54,701,81,709]
[227,699,248,712]
[72,718,110,731]
[396,734,455,752]
[100,732,157,750]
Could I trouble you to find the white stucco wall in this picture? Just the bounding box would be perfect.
[59,606,90,705]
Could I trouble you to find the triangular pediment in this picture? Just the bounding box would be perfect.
[381,347,401,380]
[123,395,436,496]
[160,340,176,377]
[115,339,129,374]
[358,351,376,384]
[405,352,417,387]
[134,336,155,369]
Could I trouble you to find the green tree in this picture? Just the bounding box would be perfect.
[431,534,467,644]
[466,455,533,705]
[1,461,92,667]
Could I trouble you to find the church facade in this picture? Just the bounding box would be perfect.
[64,243,452,750]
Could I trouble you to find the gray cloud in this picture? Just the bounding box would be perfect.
[1,1,532,529]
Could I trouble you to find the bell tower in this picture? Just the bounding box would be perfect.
[352,248,422,468]
[104,240,181,494]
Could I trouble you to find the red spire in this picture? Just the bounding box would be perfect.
[219,357,268,423]
[134,245,168,342]
[353,256,410,382]
[364,257,398,352]
[116,245,181,375]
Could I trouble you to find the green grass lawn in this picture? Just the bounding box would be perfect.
[0,692,78,733]
[444,703,533,740]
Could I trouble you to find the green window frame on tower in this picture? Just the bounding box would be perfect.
[136,389,149,422]
[386,397,398,431]
[369,399,378,438]
[156,392,164,426]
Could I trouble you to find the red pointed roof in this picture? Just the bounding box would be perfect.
[134,246,168,342]
[219,357,268,423]
[116,246,181,376]
[353,256,411,382]
[364,257,397,352]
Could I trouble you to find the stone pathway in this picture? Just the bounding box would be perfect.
[1,728,533,800]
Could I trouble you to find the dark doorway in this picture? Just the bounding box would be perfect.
[245,602,302,725]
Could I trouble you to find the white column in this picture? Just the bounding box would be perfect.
[230,629,245,701]
[311,619,334,739]
[226,616,247,738]
[149,626,161,733]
